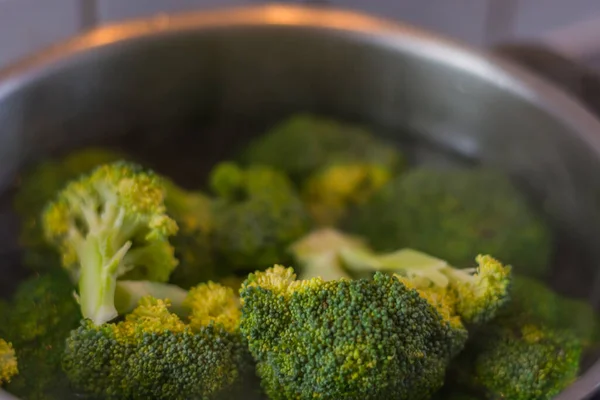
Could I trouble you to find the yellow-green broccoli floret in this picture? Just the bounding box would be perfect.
[63,283,253,400]
[347,168,552,278]
[209,162,310,272]
[240,265,467,400]
[302,162,393,226]
[241,114,403,182]
[358,250,511,325]
[42,161,179,325]
[293,229,512,325]
[13,147,125,271]
[0,339,17,385]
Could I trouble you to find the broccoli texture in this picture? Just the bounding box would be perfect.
[14,147,124,271]
[241,114,403,182]
[454,318,582,400]
[509,275,599,344]
[240,265,468,400]
[63,282,253,400]
[348,168,552,277]
[293,229,512,325]
[42,161,179,325]
[209,162,310,272]
[302,162,393,226]
[447,274,590,400]
[162,178,218,288]
[0,270,81,399]
[363,251,511,325]
[0,339,17,385]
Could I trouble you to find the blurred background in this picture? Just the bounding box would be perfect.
[2,0,600,70]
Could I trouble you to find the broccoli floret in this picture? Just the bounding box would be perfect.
[0,270,81,399]
[302,162,393,226]
[294,229,512,325]
[63,283,253,400]
[42,161,179,325]
[241,114,403,182]
[14,147,125,272]
[0,339,17,386]
[362,251,510,325]
[509,275,599,344]
[348,168,552,278]
[162,178,219,288]
[455,318,582,400]
[209,162,310,272]
[240,265,468,400]
[448,274,590,400]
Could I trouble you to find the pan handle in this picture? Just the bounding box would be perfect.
[491,42,600,116]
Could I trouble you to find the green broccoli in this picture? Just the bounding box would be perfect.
[302,162,393,226]
[446,273,591,400]
[209,162,311,272]
[240,265,469,400]
[42,161,179,325]
[14,147,125,272]
[0,339,17,386]
[0,270,81,399]
[63,282,253,400]
[292,229,512,325]
[454,318,582,400]
[347,249,512,325]
[162,178,219,288]
[348,168,552,278]
[241,114,403,182]
[509,275,599,344]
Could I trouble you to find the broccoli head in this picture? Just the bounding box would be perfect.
[209,162,310,272]
[447,273,590,400]
[162,178,219,288]
[240,265,467,400]
[455,318,582,400]
[42,161,179,325]
[63,282,253,400]
[0,339,17,386]
[302,162,393,226]
[348,168,552,278]
[294,229,512,326]
[0,270,81,399]
[241,114,403,182]
[509,275,599,344]
[13,147,125,272]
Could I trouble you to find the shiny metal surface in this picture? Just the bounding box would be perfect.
[1,5,600,400]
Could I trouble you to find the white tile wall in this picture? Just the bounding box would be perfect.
[0,0,600,71]
[329,0,493,45]
[512,0,600,38]
[96,0,247,23]
[0,0,83,69]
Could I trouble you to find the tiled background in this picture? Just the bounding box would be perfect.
[2,0,600,70]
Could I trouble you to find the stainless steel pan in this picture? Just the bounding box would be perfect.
[1,5,600,399]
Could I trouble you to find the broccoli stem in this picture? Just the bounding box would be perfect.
[77,233,132,325]
[114,281,188,317]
